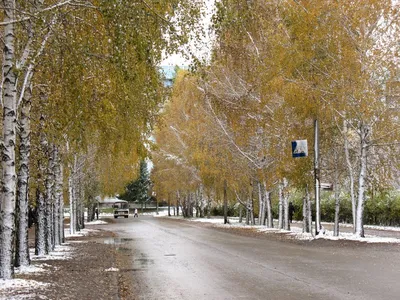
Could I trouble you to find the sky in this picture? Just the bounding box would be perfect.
[161,0,216,67]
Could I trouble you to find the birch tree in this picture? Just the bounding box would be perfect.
[0,0,18,279]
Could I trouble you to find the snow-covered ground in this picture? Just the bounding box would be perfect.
[0,278,50,300]
[153,214,400,244]
[0,227,99,300]
[85,219,108,225]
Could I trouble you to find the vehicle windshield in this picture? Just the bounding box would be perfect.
[113,202,128,209]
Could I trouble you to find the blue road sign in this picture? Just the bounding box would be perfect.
[292,140,308,158]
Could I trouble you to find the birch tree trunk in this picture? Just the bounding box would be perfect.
[176,191,180,216]
[283,188,290,230]
[257,182,263,225]
[246,197,250,225]
[35,190,46,256]
[303,194,308,233]
[278,182,284,229]
[199,184,205,218]
[250,183,255,225]
[53,147,62,246]
[15,82,32,267]
[333,148,340,237]
[168,193,171,216]
[264,188,273,228]
[344,119,356,232]
[0,0,18,279]
[207,194,211,219]
[223,179,228,224]
[68,159,76,235]
[45,146,54,252]
[355,124,370,237]
[79,189,85,230]
[59,165,65,243]
[306,185,313,236]
[195,189,199,217]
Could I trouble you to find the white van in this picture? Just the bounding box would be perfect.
[113,200,129,218]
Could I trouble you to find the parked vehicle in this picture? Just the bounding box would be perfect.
[113,200,129,218]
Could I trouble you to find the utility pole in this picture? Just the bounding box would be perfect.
[314,119,321,235]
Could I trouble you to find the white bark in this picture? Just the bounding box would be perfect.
[257,182,263,225]
[45,146,54,252]
[15,82,32,267]
[265,189,273,228]
[283,179,289,230]
[79,188,85,230]
[302,193,308,233]
[35,120,48,256]
[314,120,321,234]
[0,0,18,279]
[283,193,290,231]
[53,147,62,246]
[68,157,76,235]
[35,190,46,256]
[223,180,228,224]
[344,119,356,232]
[199,184,205,218]
[250,186,255,225]
[245,197,250,225]
[59,165,65,243]
[278,182,284,229]
[304,185,314,236]
[355,124,370,237]
[333,148,340,237]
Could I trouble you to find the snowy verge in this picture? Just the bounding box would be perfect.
[64,228,99,238]
[85,220,108,225]
[287,226,400,243]
[0,278,50,299]
[0,263,54,299]
[169,216,400,244]
[15,263,53,275]
[30,244,74,261]
[104,267,119,272]
[1,226,96,299]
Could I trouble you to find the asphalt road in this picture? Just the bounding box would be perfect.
[99,216,400,300]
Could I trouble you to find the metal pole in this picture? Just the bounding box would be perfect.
[314,119,321,235]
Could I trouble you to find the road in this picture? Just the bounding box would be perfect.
[97,216,400,300]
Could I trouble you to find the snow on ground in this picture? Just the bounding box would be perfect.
[174,216,400,244]
[1,226,94,299]
[286,226,400,243]
[147,209,177,217]
[334,222,400,232]
[14,263,52,275]
[64,228,99,238]
[104,267,119,272]
[0,249,69,299]
[0,278,50,300]
[30,244,74,261]
[85,219,108,225]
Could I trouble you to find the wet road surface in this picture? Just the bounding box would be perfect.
[98,216,400,300]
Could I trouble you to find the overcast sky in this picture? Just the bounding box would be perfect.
[161,0,215,66]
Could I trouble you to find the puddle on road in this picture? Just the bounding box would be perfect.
[102,238,154,271]
[133,257,154,269]
[103,237,134,245]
